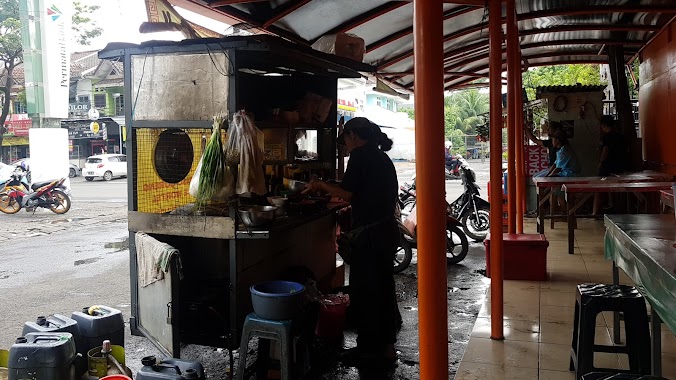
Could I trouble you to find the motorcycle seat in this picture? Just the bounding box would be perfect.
[31,180,55,190]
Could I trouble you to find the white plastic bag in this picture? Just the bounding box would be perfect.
[189,154,235,201]
[226,111,266,195]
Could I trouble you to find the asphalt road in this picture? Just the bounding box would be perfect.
[0,159,491,378]
[70,175,128,202]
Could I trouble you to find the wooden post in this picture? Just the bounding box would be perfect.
[489,0,505,340]
[414,0,448,377]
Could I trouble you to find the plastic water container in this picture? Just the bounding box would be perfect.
[315,294,350,338]
[22,314,86,376]
[71,305,124,354]
[8,332,76,380]
[136,356,205,380]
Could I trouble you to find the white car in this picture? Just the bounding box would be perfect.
[83,154,127,181]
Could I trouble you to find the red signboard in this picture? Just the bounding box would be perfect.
[524,144,549,177]
[3,114,31,137]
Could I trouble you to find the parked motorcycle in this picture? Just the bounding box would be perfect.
[0,170,71,214]
[448,165,491,241]
[393,191,469,273]
[397,177,417,217]
[0,168,30,193]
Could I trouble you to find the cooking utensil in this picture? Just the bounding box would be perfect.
[238,206,278,227]
[267,196,288,206]
[286,179,307,194]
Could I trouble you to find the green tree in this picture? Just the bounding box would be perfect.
[522,64,604,101]
[0,0,22,161]
[0,0,102,162]
[72,1,102,46]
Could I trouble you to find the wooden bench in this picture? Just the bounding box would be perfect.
[532,171,674,234]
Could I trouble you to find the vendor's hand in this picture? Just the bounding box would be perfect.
[302,179,324,195]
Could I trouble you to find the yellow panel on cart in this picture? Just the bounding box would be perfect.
[135,128,212,213]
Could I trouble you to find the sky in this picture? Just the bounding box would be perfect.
[72,0,232,52]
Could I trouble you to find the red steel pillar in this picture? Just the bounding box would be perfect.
[489,0,505,340]
[414,0,448,377]
[506,0,517,234]
[514,21,526,233]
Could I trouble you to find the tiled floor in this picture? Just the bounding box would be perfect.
[455,219,676,380]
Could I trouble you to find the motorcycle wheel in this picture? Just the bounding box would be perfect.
[461,206,491,242]
[49,190,71,214]
[393,235,413,274]
[0,192,21,214]
[446,225,469,265]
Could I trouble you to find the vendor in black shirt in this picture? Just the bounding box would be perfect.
[593,115,628,215]
[525,121,563,177]
[304,117,400,367]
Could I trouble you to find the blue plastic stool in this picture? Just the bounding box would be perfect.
[236,313,308,380]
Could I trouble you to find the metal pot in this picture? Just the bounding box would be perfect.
[237,206,278,227]
[286,180,307,194]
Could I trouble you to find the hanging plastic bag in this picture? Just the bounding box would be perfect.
[225,111,266,195]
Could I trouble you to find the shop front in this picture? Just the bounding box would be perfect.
[1,114,31,163]
[62,118,122,165]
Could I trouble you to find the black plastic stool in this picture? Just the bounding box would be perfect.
[569,284,652,380]
[236,313,309,380]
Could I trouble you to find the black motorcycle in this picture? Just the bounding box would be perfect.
[393,181,470,274]
[449,165,491,241]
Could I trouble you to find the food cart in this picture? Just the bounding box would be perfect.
[98,35,373,357]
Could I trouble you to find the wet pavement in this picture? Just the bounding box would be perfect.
[0,160,491,379]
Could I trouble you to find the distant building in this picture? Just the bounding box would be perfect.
[338,77,415,160]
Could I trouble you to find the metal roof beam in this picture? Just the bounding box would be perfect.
[212,5,310,45]
[318,1,409,39]
[520,24,662,36]
[378,20,505,69]
[444,53,608,83]
[518,5,676,21]
[445,43,635,72]
[208,0,268,6]
[366,6,479,53]
[263,0,313,28]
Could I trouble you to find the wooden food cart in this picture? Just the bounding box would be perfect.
[98,36,373,357]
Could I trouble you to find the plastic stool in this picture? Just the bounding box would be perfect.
[569,284,652,380]
[237,313,307,380]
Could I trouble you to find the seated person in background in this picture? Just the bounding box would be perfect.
[525,121,563,177]
[593,115,628,215]
[546,131,579,177]
[545,130,580,212]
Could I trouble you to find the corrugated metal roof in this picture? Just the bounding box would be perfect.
[536,84,608,94]
[173,0,676,92]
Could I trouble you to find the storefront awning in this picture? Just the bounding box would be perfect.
[2,136,29,147]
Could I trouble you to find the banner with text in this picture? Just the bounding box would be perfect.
[524,144,549,177]
[20,0,71,119]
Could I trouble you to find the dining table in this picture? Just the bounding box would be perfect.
[604,214,676,376]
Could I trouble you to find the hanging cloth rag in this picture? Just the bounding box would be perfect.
[135,232,183,288]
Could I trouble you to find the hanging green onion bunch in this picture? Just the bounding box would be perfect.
[196,113,228,208]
